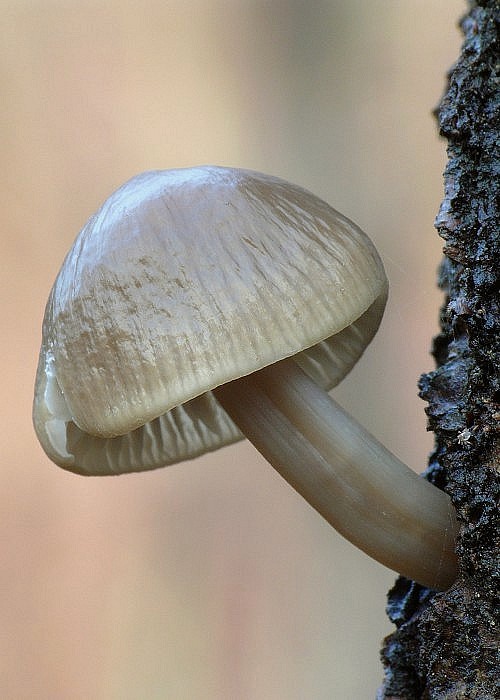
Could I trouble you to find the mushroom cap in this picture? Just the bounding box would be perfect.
[33,166,388,475]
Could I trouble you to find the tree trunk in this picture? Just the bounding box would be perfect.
[378,1,499,698]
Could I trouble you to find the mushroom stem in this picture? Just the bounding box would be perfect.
[214,357,458,590]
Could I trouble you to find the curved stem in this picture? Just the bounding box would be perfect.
[214,358,458,590]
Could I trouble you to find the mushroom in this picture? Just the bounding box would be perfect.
[33,166,458,590]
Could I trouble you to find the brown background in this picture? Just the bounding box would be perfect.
[1,2,463,698]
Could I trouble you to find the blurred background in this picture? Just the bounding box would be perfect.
[1,2,464,698]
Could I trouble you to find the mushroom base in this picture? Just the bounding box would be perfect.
[214,358,458,591]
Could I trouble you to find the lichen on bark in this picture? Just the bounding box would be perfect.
[378,1,499,698]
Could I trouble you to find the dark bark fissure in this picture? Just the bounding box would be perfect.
[378,2,499,698]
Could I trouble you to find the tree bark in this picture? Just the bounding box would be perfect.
[378,2,499,698]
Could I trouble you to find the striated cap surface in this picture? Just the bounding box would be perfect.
[33,166,388,474]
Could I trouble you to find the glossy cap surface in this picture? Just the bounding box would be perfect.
[33,166,387,474]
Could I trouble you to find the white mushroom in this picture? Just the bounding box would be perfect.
[33,166,458,590]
